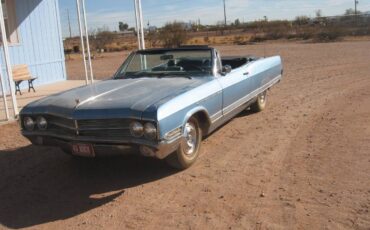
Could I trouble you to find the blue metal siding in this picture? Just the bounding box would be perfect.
[0,0,66,93]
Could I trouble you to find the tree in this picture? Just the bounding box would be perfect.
[315,9,322,18]
[234,18,241,26]
[159,21,188,47]
[294,15,310,26]
[118,22,129,31]
[344,8,361,15]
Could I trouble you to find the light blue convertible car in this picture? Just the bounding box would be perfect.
[20,46,283,169]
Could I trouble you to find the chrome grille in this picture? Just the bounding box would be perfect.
[78,119,131,130]
[48,124,76,136]
[79,129,131,138]
[43,116,133,139]
[47,115,75,130]
[77,119,132,139]
[44,115,76,137]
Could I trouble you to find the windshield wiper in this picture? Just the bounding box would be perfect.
[115,72,193,80]
[115,71,151,79]
[157,72,192,79]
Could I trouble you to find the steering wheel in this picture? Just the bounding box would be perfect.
[184,64,205,71]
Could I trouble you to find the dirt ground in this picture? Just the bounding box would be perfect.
[1,41,370,229]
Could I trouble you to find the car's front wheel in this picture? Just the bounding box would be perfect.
[165,117,202,169]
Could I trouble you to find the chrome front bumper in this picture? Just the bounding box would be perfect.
[23,132,181,159]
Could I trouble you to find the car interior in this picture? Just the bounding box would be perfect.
[221,56,258,69]
[152,58,212,72]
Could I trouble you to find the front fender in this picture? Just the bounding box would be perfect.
[157,105,211,140]
[182,106,211,131]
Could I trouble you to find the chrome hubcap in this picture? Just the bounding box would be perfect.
[183,122,197,156]
[260,93,266,104]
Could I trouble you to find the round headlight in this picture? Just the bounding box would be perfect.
[37,116,48,130]
[144,123,157,140]
[23,117,35,131]
[130,121,144,137]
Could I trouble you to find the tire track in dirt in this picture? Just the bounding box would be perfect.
[247,54,370,229]
[272,80,370,229]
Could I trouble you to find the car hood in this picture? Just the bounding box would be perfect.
[22,77,210,119]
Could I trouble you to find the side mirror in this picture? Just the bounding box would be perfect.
[221,65,232,76]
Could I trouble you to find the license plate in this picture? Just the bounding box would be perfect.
[72,143,95,157]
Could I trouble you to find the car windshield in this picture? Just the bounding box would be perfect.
[114,49,213,79]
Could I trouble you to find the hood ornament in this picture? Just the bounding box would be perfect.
[74,98,80,109]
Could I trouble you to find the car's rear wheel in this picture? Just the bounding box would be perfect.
[250,90,267,112]
[165,117,202,169]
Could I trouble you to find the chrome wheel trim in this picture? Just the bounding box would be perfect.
[182,122,197,156]
[259,92,266,104]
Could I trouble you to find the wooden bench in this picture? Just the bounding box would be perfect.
[12,64,37,95]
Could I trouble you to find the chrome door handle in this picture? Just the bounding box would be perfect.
[243,72,249,76]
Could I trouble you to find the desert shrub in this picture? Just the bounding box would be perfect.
[73,46,80,53]
[147,30,160,48]
[313,28,343,42]
[286,34,298,40]
[204,36,210,43]
[233,36,248,45]
[249,35,267,43]
[105,42,122,52]
[265,31,285,40]
[90,28,116,50]
[300,32,314,40]
[352,27,370,36]
[159,21,188,47]
[64,48,73,55]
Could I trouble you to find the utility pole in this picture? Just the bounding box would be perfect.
[67,9,72,38]
[355,0,359,15]
[223,0,227,26]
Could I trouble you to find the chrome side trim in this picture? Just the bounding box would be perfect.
[211,74,282,123]
[223,75,281,116]
[164,127,182,141]
[210,111,223,123]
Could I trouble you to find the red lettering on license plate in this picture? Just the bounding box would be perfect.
[72,143,95,157]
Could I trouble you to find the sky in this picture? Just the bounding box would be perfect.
[59,0,370,37]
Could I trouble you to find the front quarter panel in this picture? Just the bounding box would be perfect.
[157,78,223,139]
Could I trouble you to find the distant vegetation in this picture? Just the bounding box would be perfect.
[158,22,189,48]
[64,9,370,53]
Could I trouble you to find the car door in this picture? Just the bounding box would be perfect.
[215,52,257,118]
